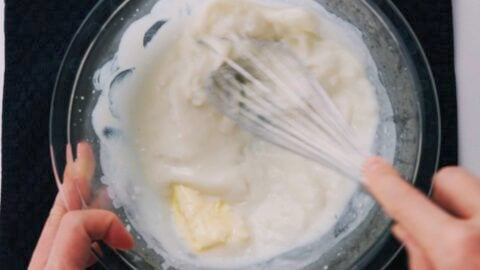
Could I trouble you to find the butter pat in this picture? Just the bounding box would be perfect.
[171,184,249,252]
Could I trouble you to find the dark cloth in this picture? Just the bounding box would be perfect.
[0,0,456,269]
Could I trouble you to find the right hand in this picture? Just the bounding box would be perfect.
[364,157,480,270]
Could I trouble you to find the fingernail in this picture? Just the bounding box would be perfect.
[76,142,88,158]
[66,143,74,164]
[391,224,410,245]
[363,156,385,174]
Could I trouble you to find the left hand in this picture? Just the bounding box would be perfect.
[29,143,134,270]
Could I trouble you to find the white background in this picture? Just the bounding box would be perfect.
[453,0,480,177]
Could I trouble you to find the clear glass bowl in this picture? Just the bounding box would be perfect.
[49,0,440,269]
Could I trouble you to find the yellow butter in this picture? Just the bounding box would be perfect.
[171,184,249,252]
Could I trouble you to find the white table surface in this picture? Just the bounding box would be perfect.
[0,2,478,198]
[453,0,480,177]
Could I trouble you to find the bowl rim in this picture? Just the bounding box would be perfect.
[358,0,441,268]
[49,0,441,269]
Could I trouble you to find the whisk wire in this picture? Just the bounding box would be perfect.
[203,37,367,180]
[242,41,361,154]
[213,70,355,167]
[212,71,362,177]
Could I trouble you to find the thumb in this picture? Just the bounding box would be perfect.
[45,210,134,270]
[362,157,453,250]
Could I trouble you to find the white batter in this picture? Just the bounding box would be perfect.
[91,0,380,268]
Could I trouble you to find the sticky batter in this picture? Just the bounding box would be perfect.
[92,0,380,268]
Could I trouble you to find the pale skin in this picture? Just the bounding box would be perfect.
[29,144,480,269]
[364,157,480,270]
[29,143,134,270]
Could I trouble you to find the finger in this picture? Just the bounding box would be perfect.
[86,242,102,267]
[73,142,96,189]
[89,188,113,210]
[61,144,81,209]
[392,225,434,270]
[363,157,455,248]
[62,142,96,210]
[29,143,97,270]
[29,194,67,270]
[45,210,134,270]
[432,167,480,218]
[61,143,75,187]
[66,143,74,163]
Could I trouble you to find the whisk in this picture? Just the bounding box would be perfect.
[201,37,369,180]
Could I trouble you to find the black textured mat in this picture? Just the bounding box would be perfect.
[1,0,456,269]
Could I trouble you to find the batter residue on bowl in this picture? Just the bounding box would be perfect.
[91,0,381,268]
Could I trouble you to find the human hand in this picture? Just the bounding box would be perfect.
[364,157,480,270]
[29,143,134,270]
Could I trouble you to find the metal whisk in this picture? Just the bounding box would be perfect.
[202,37,368,180]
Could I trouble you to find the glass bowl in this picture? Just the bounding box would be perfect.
[49,0,440,269]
